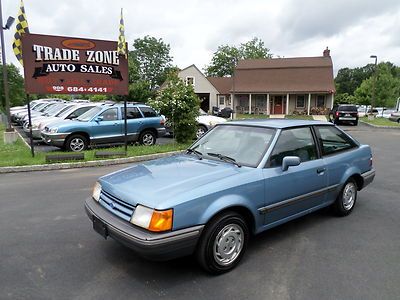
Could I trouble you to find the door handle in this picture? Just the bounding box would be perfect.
[316,168,326,174]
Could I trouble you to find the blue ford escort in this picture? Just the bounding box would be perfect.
[85,119,375,274]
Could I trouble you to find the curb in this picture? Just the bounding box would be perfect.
[13,125,31,148]
[360,121,400,129]
[0,150,183,174]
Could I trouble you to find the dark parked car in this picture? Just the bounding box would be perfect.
[86,119,375,274]
[329,104,359,125]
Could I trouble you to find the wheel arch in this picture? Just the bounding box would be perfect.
[64,131,90,147]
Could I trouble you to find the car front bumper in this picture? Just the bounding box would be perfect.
[157,127,166,137]
[84,197,204,261]
[41,132,70,147]
[388,116,399,122]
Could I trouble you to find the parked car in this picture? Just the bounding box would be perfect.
[329,104,359,125]
[85,119,375,274]
[28,104,98,139]
[41,103,166,151]
[166,109,227,139]
[389,111,400,123]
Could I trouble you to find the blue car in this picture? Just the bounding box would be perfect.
[85,119,375,273]
[41,103,166,151]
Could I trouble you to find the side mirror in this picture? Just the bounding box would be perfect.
[94,116,103,122]
[282,156,301,171]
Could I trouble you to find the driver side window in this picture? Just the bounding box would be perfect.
[100,108,118,121]
[269,127,317,167]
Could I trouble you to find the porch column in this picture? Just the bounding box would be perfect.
[230,94,234,109]
[266,93,270,115]
[331,94,334,109]
[307,93,311,115]
[286,93,289,115]
[249,94,252,114]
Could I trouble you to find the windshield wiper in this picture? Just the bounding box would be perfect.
[207,152,241,167]
[186,145,203,160]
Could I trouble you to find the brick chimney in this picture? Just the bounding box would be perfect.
[323,47,330,57]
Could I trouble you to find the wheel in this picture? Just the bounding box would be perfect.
[333,178,357,216]
[196,125,208,139]
[196,211,249,274]
[333,118,339,125]
[353,121,358,126]
[65,134,88,152]
[139,130,156,146]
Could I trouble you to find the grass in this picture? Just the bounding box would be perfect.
[284,115,315,120]
[360,116,400,127]
[236,113,269,119]
[0,124,190,167]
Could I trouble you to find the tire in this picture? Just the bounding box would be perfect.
[196,211,249,274]
[196,125,208,139]
[353,121,358,126]
[65,134,88,152]
[333,178,358,216]
[139,130,156,146]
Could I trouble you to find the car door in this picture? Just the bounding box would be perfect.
[91,107,122,144]
[122,107,143,142]
[261,126,328,226]
[314,125,358,204]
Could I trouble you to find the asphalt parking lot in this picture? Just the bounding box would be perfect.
[1,123,399,300]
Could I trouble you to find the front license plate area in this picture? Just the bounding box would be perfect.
[93,215,108,239]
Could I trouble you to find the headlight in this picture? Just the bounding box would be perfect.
[50,127,58,133]
[130,205,173,232]
[92,182,101,202]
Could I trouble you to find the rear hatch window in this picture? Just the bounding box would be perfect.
[339,105,357,112]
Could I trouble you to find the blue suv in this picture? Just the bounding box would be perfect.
[41,103,166,151]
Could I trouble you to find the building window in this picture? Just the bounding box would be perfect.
[296,95,305,108]
[185,76,195,86]
[316,95,325,107]
[219,96,225,105]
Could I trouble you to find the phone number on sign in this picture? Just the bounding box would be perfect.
[66,87,109,93]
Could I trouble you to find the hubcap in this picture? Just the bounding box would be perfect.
[142,133,154,146]
[70,138,85,152]
[196,127,206,139]
[213,224,244,266]
[343,182,356,210]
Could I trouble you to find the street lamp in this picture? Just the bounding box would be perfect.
[370,55,378,116]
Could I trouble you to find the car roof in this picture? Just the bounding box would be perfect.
[223,118,333,129]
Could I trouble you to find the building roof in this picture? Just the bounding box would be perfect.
[207,77,232,94]
[233,56,335,93]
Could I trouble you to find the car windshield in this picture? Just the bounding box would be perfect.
[190,125,276,167]
[44,104,66,116]
[32,103,47,111]
[39,103,57,113]
[55,105,77,117]
[77,106,102,121]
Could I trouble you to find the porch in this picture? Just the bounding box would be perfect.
[232,93,334,116]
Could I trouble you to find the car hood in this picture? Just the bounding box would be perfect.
[45,119,86,130]
[98,154,242,209]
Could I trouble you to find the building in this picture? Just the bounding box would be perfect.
[176,47,335,115]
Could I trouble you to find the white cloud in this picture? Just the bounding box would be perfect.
[1,0,400,76]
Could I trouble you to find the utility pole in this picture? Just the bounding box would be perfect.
[370,55,378,118]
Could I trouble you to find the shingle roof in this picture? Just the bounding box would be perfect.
[207,77,232,94]
[233,56,335,93]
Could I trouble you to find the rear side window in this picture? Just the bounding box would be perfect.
[139,107,157,118]
[316,126,357,156]
[123,107,142,119]
[269,127,318,167]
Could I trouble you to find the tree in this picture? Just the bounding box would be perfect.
[0,64,25,108]
[335,65,375,96]
[205,37,273,77]
[129,36,173,89]
[148,73,200,143]
[354,63,400,108]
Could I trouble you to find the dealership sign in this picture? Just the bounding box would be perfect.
[22,33,128,95]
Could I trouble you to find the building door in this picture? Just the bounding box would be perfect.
[197,93,210,112]
[274,96,283,114]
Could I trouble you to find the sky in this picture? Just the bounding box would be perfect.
[2,0,400,76]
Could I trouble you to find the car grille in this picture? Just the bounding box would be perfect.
[99,189,135,222]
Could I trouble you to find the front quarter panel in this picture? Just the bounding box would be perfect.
[171,169,265,233]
